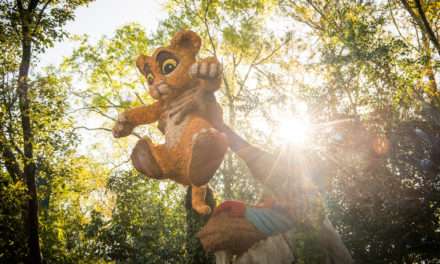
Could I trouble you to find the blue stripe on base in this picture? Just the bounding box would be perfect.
[244,207,293,236]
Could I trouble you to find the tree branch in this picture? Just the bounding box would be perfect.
[0,133,23,181]
[413,0,440,56]
[33,0,52,33]
[202,0,218,57]
[134,92,145,105]
[73,126,141,139]
[16,0,24,13]
[28,0,40,12]
[387,0,417,51]
[73,126,113,133]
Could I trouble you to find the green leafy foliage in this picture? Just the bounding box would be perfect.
[1,0,440,263]
[0,180,28,263]
[84,171,188,263]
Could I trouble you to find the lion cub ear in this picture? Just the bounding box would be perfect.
[169,30,201,56]
[136,54,150,76]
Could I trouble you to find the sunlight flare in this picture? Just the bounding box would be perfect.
[277,117,311,145]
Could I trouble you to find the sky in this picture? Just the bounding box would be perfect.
[40,0,167,68]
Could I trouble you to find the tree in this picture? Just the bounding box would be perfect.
[0,0,437,262]
[399,0,440,56]
[0,0,92,262]
[0,180,28,263]
[279,0,440,262]
[83,171,191,263]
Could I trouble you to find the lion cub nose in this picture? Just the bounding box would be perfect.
[157,83,171,95]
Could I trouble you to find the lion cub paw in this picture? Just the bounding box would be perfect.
[193,204,212,215]
[189,58,223,80]
[112,113,134,138]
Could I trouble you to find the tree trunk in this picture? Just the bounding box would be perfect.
[421,34,439,103]
[400,0,440,56]
[18,34,42,264]
[414,0,440,57]
[223,101,236,199]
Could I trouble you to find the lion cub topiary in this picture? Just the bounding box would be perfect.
[112,30,227,215]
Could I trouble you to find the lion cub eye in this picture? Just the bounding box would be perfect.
[161,58,178,75]
[146,73,154,85]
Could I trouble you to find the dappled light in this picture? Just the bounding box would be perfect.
[1,0,440,263]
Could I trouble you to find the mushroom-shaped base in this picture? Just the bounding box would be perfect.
[197,212,267,255]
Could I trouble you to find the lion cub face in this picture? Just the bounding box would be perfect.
[136,30,201,100]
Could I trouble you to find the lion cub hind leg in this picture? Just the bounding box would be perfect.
[192,184,211,215]
[131,137,169,179]
[188,128,228,186]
